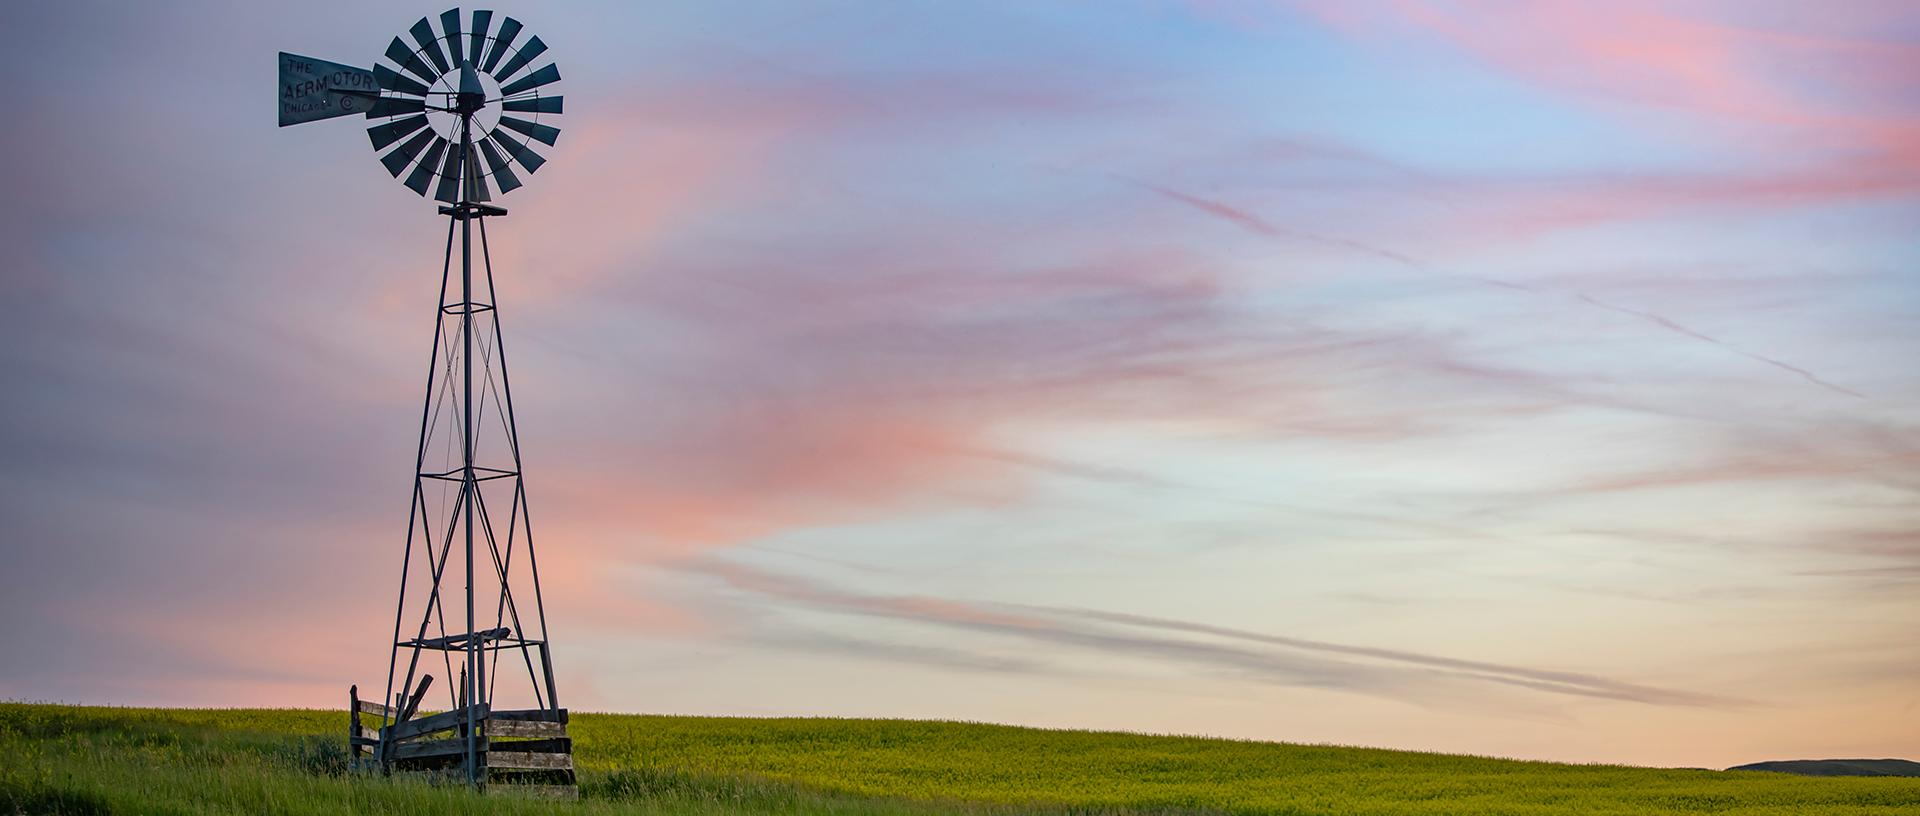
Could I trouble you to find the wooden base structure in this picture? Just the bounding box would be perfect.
[350,686,576,798]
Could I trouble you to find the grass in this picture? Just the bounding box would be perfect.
[4,703,1918,815]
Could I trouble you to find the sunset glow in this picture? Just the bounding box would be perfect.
[1,0,1915,770]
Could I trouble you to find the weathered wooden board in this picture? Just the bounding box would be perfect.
[393,737,487,761]
[410,627,513,650]
[487,737,570,755]
[350,685,371,756]
[492,708,568,723]
[487,751,574,770]
[393,754,464,773]
[350,736,381,747]
[388,738,572,762]
[399,675,436,723]
[385,704,488,744]
[356,699,398,718]
[481,719,566,739]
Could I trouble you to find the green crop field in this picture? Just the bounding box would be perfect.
[3,702,1916,815]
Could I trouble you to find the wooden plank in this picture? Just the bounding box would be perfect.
[481,719,566,739]
[356,725,379,740]
[393,754,464,773]
[487,751,573,770]
[487,737,570,755]
[357,699,398,718]
[491,708,567,723]
[350,685,372,758]
[392,736,486,761]
[384,703,487,744]
[409,627,512,650]
[397,675,434,723]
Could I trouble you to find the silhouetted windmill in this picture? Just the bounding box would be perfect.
[279,7,571,795]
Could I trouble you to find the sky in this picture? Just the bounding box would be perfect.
[1,0,1916,771]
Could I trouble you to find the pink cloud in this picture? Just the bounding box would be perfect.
[1282,0,1920,123]
[490,87,825,303]
[1136,182,1866,397]
[1244,0,1920,213]
[499,227,1583,581]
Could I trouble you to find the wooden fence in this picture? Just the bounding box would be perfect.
[350,684,575,798]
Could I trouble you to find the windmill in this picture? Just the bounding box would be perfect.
[279,8,571,794]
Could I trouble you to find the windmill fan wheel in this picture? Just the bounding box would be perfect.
[364,8,563,203]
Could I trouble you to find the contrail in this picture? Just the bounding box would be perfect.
[1573,295,1864,397]
[1139,181,1427,267]
[1134,180,1863,398]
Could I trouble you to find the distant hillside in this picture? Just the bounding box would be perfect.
[1728,759,1920,777]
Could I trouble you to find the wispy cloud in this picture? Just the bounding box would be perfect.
[1800,530,1920,580]
[688,559,1746,709]
[1566,423,1920,494]
[1134,180,1864,398]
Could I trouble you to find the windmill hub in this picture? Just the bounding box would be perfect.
[431,66,501,137]
[454,62,488,114]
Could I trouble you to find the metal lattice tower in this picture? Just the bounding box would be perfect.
[279,7,573,794]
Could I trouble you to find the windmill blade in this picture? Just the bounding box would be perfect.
[469,11,493,66]
[482,18,524,74]
[478,139,523,193]
[368,115,430,151]
[386,37,439,84]
[499,63,560,96]
[433,142,465,203]
[373,64,431,97]
[405,137,449,196]
[410,18,451,76]
[440,9,465,66]
[487,129,546,173]
[381,129,439,177]
[501,95,562,115]
[498,116,560,146]
[492,36,546,81]
[368,96,427,118]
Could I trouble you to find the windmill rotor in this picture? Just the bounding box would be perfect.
[364,8,564,203]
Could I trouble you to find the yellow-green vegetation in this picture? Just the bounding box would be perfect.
[5,703,1918,815]
[569,714,1920,815]
[0,703,1053,816]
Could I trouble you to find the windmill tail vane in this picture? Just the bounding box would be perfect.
[281,8,574,796]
